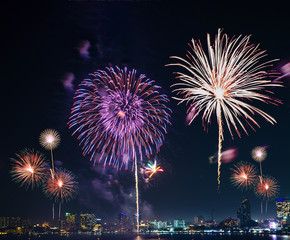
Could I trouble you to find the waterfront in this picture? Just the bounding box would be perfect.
[0,233,290,240]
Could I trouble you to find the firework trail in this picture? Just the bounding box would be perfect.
[43,168,77,219]
[230,162,257,190]
[10,149,48,189]
[168,29,281,192]
[69,66,171,233]
[251,146,267,182]
[39,129,61,220]
[144,159,164,179]
[39,129,61,176]
[254,175,279,213]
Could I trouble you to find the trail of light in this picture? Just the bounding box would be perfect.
[134,158,139,234]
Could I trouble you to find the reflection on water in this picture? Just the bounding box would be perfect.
[2,234,290,240]
[131,234,290,240]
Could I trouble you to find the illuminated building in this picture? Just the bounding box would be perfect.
[194,215,204,226]
[118,213,133,232]
[237,197,251,226]
[0,217,32,234]
[65,212,77,231]
[0,217,23,228]
[151,221,167,230]
[276,198,290,223]
[219,218,239,228]
[92,219,102,234]
[139,220,149,232]
[80,213,97,231]
[172,220,185,229]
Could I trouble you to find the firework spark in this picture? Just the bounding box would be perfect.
[230,162,257,190]
[168,29,281,191]
[252,146,267,162]
[10,149,48,189]
[255,176,279,200]
[144,160,164,178]
[43,168,77,203]
[69,66,171,233]
[39,129,61,151]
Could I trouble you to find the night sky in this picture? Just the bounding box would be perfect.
[1,0,290,223]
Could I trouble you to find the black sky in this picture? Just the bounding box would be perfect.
[1,0,290,223]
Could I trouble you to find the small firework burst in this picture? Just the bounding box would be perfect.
[254,176,279,200]
[39,129,61,150]
[230,162,258,190]
[43,168,77,203]
[10,149,48,189]
[252,146,267,162]
[144,159,164,179]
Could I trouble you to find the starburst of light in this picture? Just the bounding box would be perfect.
[230,162,257,190]
[255,176,279,200]
[43,168,77,203]
[39,129,61,150]
[252,146,267,162]
[144,160,164,178]
[69,66,171,169]
[168,29,281,191]
[10,149,48,189]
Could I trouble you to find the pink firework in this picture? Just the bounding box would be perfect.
[255,176,279,200]
[144,160,164,179]
[230,162,257,190]
[10,149,48,189]
[43,168,77,203]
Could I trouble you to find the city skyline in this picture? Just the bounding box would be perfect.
[1,0,290,224]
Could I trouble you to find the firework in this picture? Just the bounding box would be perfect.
[39,128,61,178]
[252,146,267,181]
[255,176,279,200]
[69,66,171,233]
[43,168,77,203]
[252,146,267,162]
[10,149,48,189]
[69,67,170,169]
[39,129,61,151]
[168,29,281,191]
[230,162,257,190]
[144,160,164,178]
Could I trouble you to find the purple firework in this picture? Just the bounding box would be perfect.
[69,66,171,169]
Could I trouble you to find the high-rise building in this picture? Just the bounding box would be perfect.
[80,213,97,231]
[219,218,239,228]
[0,216,32,233]
[194,215,204,226]
[172,220,185,229]
[151,221,167,230]
[0,217,22,228]
[276,198,290,219]
[276,198,290,222]
[65,212,77,231]
[118,213,133,232]
[237,197,251,226]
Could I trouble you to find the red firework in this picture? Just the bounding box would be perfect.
[43,168,77,203]
[255,176,279,200]
[230,162,258,190]
[10,149,48,189]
